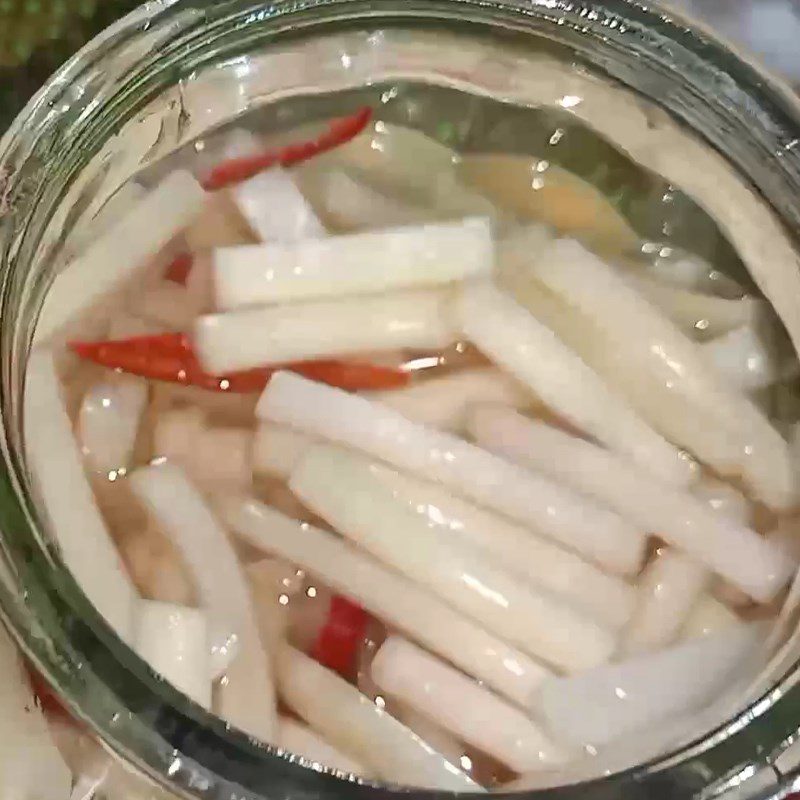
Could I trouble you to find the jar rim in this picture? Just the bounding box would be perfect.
[2,2,800,798]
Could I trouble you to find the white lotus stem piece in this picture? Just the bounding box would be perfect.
[307,120,459,203]
[700,324,782,392]
[506,51,800,369]
[638,249,735,294]
[129,463,276,741]
[35,170,205,343]
[230,166,326,243]
[469,406,794,602]
[506,274,754,497]
[680,596,740,642]
[0,626,71,800]
[290,444,616,672]
[214,217,492,309]
[296,168,427,231]
[25,349,137,640]
[459,281,693,487]
[622,549,710,656]
[276,718,368,776]
[535,623,765,749]
[365,367,532,433]
[692,478,751,525]
[77,374,148,474]
[120,527,196,607]
[258,372,644,575]
[372,637,569,773]
[276,646,481,791]
[223,498,551,707]
[133,600,211,708]
[530,238,796,509]
[342,449,635,630]
[252,423,318,480]
[195,289,458,373]
[628,275,764,340]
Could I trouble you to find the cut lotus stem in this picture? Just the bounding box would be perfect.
[77,374,148,474]
[0,627,71,800]
[680,596,740,642]
[531,238,796,509]
[339,449,635,630]
[306,120,459,204]
[35,170,205,343]
[252,422,319,480]
[366,367,532,433]
[291,444,616,672]
[258,372,644,575]
[535,623,764,749]
[627,275,765,340]
[638,247,742,295]
[460,281,694,487]
[469,406,795,602]
[25,349,137,640]
[295,168,428,231]
[223,498,551,707]
[277,646,481,791]
[229,166,326,243]
[507,273,751,493]
[621,549,710,656]
[373,637,569,773]
[195,289,458,374]
[133,600,211,708]
[214,217,492,310]
[505,50,800,368]
[129,462,276,740]
[692,478,751,525]
[700,324,782,392]
[276,717,367,776]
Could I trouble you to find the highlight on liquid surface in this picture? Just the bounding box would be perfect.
[21,76,800,793]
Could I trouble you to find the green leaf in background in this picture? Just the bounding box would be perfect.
[0,0,140,128]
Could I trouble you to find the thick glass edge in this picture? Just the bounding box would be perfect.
[0,1,799,798]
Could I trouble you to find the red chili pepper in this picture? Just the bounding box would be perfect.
[292,360,409,391]
[25,664,72,722]
[69,332,410,394]
[312,595,370,678]
[164,252,194,285]
[202,106,373,191]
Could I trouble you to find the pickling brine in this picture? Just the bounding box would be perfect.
[23,80,800,791]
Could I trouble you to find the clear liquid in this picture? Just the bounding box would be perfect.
[32,78,800,791]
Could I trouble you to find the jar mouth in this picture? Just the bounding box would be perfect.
[2,1,800,798]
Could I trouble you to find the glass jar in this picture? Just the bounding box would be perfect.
[2,1,800,798]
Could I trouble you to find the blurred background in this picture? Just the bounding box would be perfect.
[0,0,798,130]
[665,0,800,83]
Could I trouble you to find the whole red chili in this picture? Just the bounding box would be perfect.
[69,332,410,393]
[201,106,373,191]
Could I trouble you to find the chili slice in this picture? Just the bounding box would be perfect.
[202,106,373,191]
[69,332,410,393]
[311,595,371,678]
[164,252,194,285]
